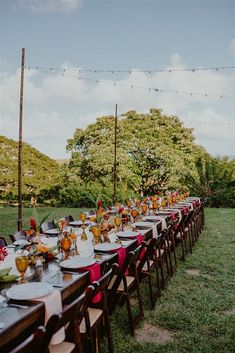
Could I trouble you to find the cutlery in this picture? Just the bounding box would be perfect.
[61,271,80,275]
[1,303,28,309]
[52,283,64,288]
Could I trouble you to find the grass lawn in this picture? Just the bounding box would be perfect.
[110,208,235,353]
[0,207,90,241]
[0,207,234,352]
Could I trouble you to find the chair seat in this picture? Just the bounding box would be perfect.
[108,275,135,292]
[165,240,172,248]
[137,259,155,272]
[49,341,75,353]
[156,249,164,257]
[80,307,103,333]
[176,232,182,239]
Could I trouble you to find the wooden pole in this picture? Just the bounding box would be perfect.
[113,104,118,205]
[17,48,25,231]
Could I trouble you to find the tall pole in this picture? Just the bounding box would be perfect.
[17,48,25,231]
[113,104,118,205]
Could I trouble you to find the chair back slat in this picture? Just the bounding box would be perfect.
[137,238,157,274]
[0,236,7,247]
[49,285,95,333]
[40,221,56,233]
[9,230,26,243]
[10,327,47,353]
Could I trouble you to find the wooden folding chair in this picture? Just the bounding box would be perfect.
[0,235,7,247]
[47,285,95,353]
[88,263,118,353]
[40,221,57,234]
[136,238,161,308]
[107,250,144,336]
[10,316,59,353]
[9,230,26,243]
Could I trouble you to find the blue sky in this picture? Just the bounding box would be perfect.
[0,0,235,158]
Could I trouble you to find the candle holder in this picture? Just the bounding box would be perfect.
[80,212,87,241]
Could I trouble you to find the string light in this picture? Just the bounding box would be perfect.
[25,65,235,74]
[24,66,235,99]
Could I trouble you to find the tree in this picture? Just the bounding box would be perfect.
[65,109,206,197]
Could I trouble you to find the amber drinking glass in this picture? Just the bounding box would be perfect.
[15,256,29,283]
[61,237,71,259]
[114,217,122,232]
[80,213,87,240]
[91,226,101,244]
[131,209,138,223]
[141,204,148,215]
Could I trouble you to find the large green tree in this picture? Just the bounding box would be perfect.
[65,108,207,197]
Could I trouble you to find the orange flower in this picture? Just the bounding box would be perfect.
[70,233,77,240]
[36,244,48,253]
[58,220,65,231]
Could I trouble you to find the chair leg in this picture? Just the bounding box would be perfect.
[181,237,186,261]
[125,294,135,336]
[188,228,193,254]
[171,237,177,272]
[104,308,114,353]
[155,262,162,295]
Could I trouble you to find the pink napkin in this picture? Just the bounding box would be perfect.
[111,247,126,268]
[133,234,144,245]
[80,263,101,303]
[182,206,190,215]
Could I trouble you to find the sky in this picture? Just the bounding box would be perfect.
[0,0,235,159]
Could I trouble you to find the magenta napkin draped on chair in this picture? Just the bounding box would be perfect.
[111,247,126,267]
[80,263,101,303]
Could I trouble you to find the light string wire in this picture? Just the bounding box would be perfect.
[25,66,235,99]
[25,65,235,74]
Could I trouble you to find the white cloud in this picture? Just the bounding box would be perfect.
[13,0,82,12]
[230,38,235,56]
[1,54,234,159]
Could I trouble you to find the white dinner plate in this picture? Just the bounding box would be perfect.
[94,243,121,252]
[133,221,154,228]
[45,228,60,236]
[144,216,161,222]
[116,230,139,238]
[69,221,89,226]
[60,256,95,269]
[13,239,31,246]
[6,282,53,300]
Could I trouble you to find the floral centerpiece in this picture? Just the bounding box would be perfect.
[0,246,7,261]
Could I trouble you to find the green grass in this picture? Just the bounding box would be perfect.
[0,207,234,352]
[0,207,90,241]
[109,208,235,353]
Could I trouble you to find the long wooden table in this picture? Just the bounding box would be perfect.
[0,234,150,352]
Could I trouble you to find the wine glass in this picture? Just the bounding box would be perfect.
[80,212,87,240]
[131,209,138,223]
[161,198,166,210]
[114,217,122,232]
[61,236,71,259]
[91,226,101,244]
[141,204,148,216]
[15,255,29,283]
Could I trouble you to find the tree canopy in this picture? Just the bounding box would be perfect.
[0,135,60,202]
[65,109,209,198]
